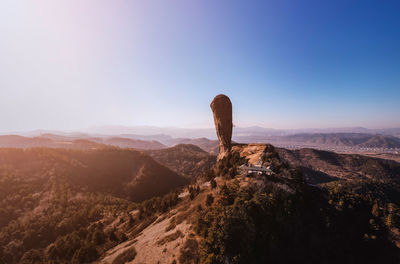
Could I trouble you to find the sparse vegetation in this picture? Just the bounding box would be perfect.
[157,230,184,246]
[179,236,200,264]
[189,185,201,200]
[112,246,137,264]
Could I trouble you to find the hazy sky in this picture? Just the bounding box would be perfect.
[1,0,399,132]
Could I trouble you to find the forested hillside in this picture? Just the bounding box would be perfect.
[146,144,216,179]
[1,145,400,263]
[97,144,400,264]
[0,148,188,263]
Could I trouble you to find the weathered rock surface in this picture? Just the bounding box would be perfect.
[210,94,233,160]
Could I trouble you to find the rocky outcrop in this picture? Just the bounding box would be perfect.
[210,94,233,160]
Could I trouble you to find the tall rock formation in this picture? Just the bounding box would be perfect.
[210,94,233,160]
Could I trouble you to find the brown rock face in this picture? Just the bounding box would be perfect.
[210,94,233,160]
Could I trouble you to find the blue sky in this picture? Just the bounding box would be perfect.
[0,0,399,131]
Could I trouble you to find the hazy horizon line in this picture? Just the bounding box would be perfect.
[2,124,400,136]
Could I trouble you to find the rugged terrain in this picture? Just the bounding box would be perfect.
[146,144,216,179]
[163,138,219,154]
[277,147,400,184]
[0,147,187,263]
[94,143,400,264]
[1,144,400,263]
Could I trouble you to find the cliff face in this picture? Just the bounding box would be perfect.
[210,94,233,160]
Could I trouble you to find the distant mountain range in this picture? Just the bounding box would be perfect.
[0,135,105,149]
[268,133,400,149]
[0,134,166,150]
[1,126,400,154]
[81,125,400,138]
[9,125,400,139]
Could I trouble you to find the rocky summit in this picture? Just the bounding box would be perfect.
[210,94,233,160]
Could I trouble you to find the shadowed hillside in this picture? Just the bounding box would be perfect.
[0,147,189,263]
[167,138,219,154]
[277,148,400,184]
[0,148,188,203]
[146,144,216,179]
